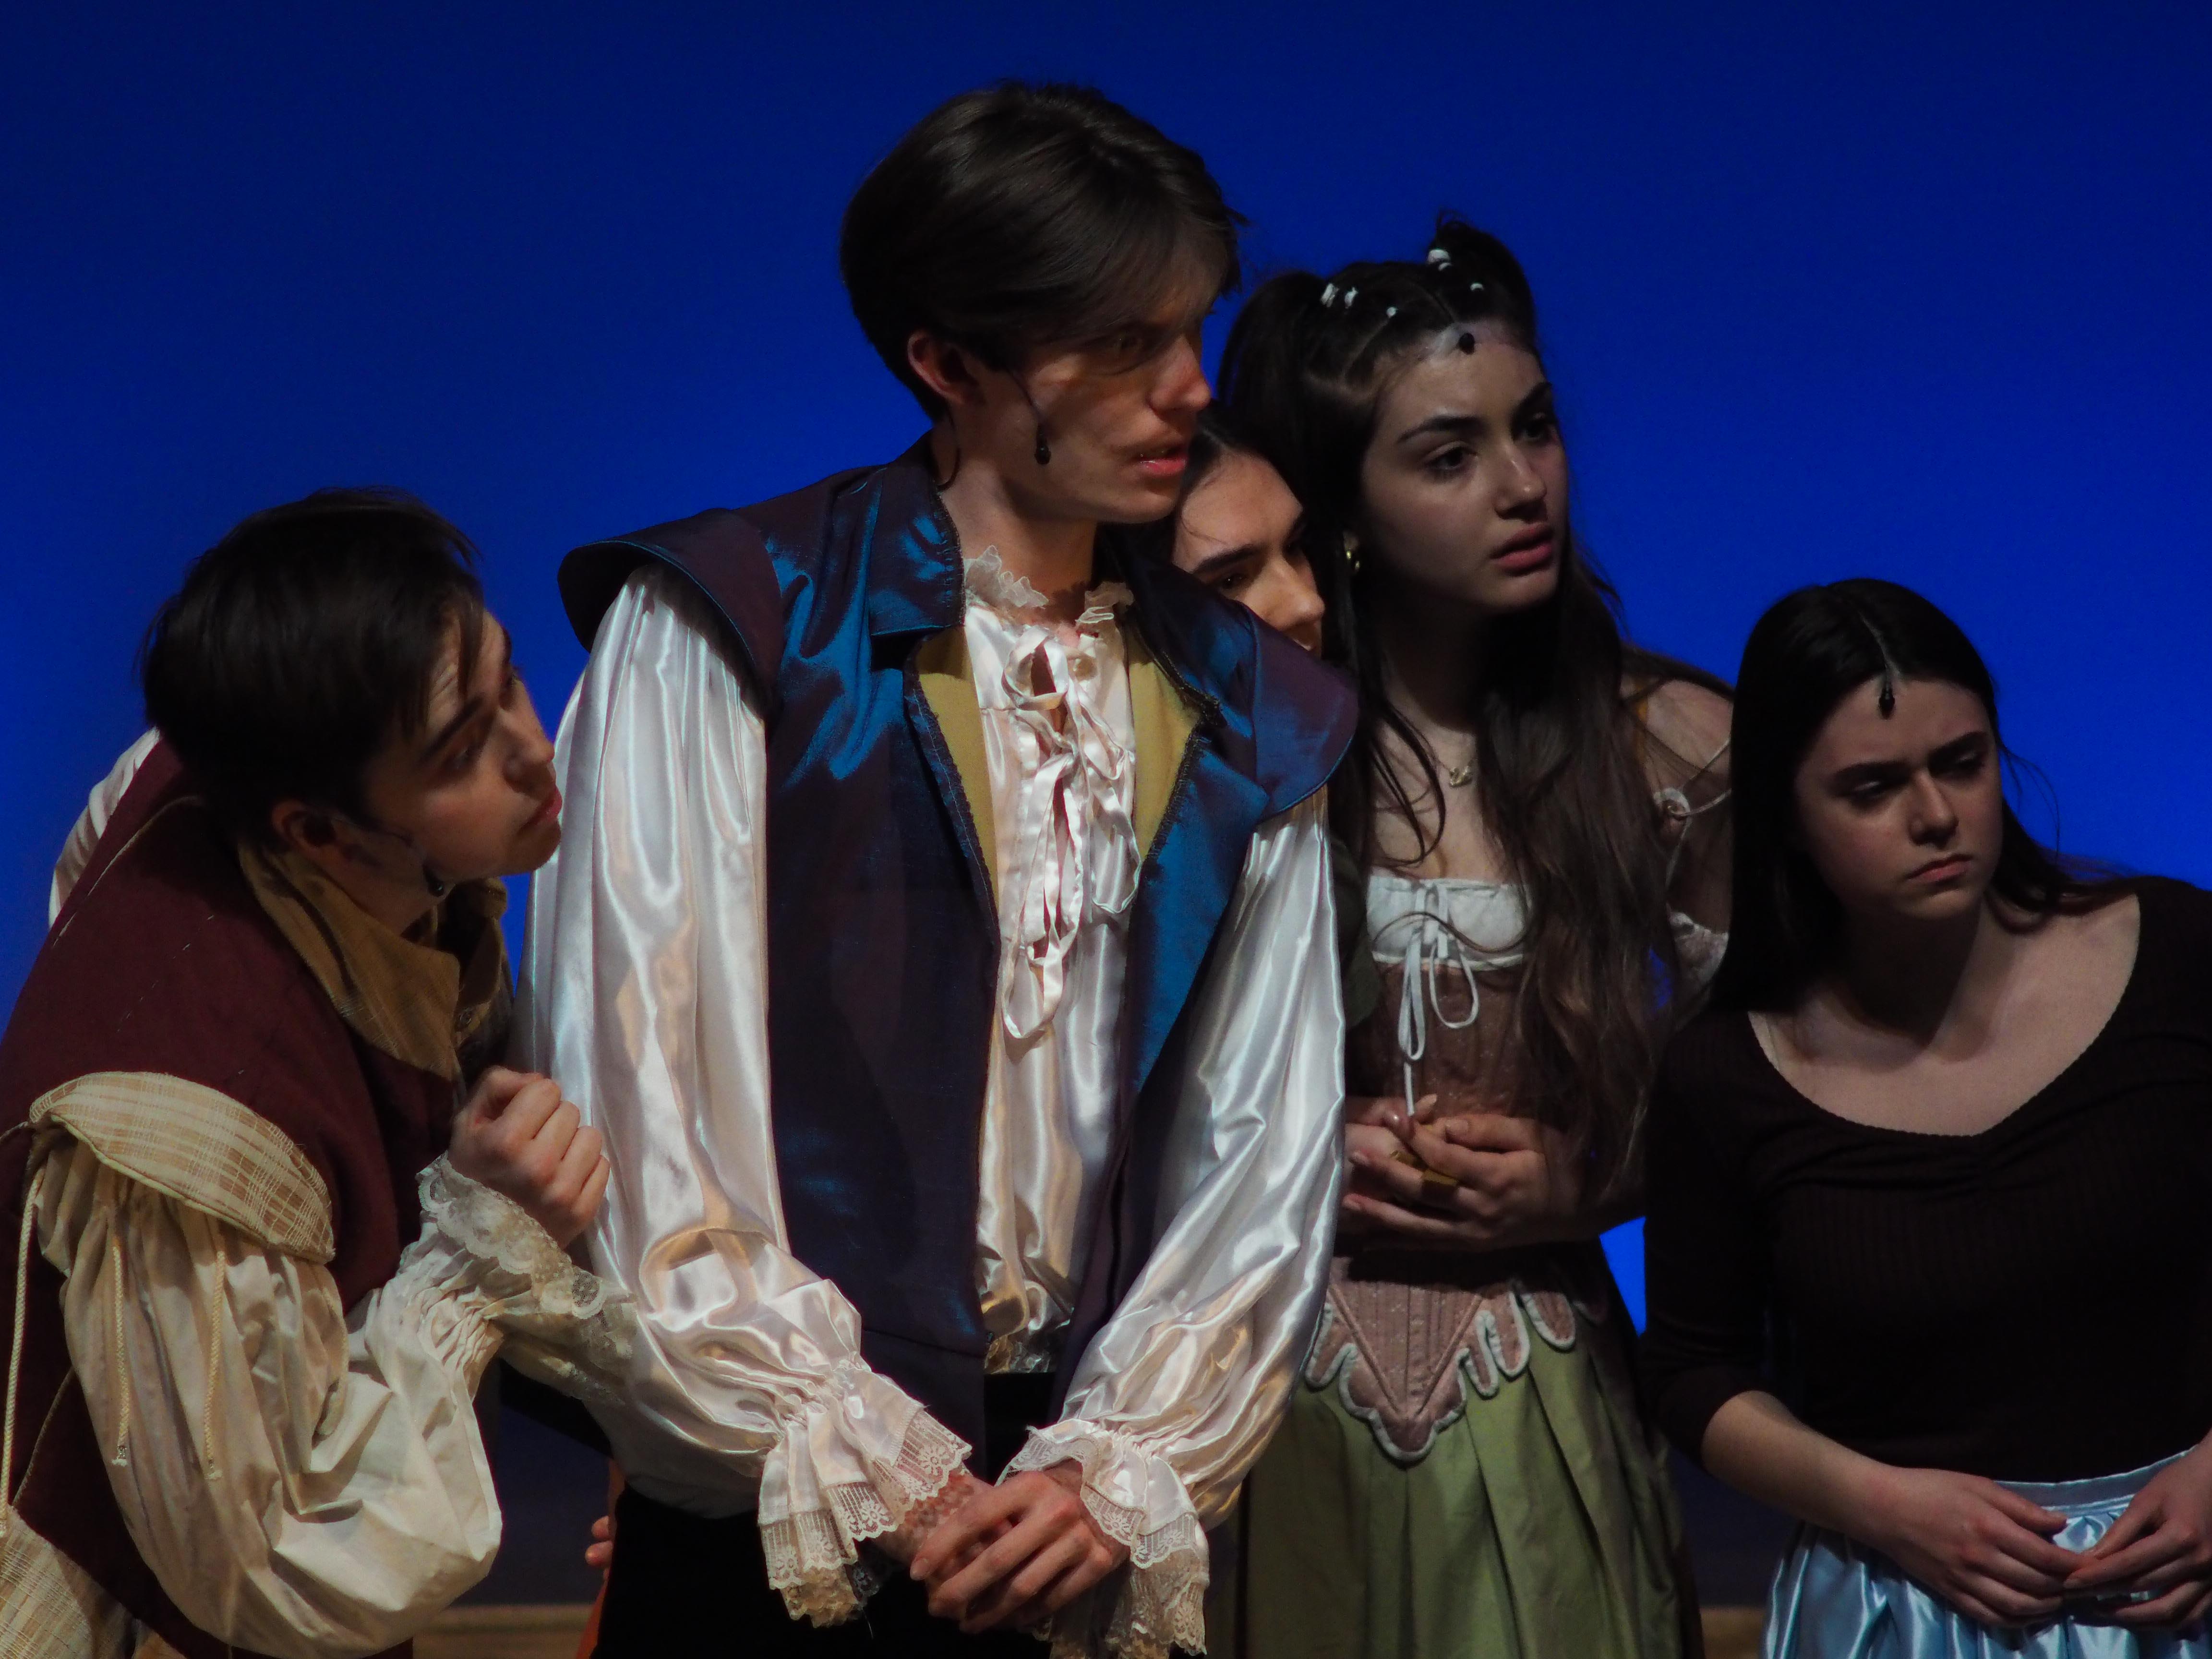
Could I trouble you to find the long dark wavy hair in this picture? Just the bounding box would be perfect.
[1218,216,1721,1192]
[1711,577,2108,1013]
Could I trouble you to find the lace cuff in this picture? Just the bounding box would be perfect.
[1004,1422,1208,1659]
[755,1369,973,1627]
[414,1158,637,1405]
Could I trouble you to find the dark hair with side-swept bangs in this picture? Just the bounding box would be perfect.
[1178,402,1265,502]
[1220,214,1729,1196]
[1122,403,1284,570]
[1711,577,2112,1013]
[841,81,1241,416]
[140,487,485,840]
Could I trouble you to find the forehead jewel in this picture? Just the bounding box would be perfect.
[1833,592,1903,717]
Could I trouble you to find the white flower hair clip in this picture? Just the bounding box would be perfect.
[1426,246,1452,267]
[1319,281,1338,307]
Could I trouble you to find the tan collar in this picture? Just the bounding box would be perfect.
[236,840,508,1082]
[914,620,1200,899]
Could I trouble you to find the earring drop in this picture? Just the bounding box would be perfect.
[1344,529,1362,573]
[1017,377,1051,466]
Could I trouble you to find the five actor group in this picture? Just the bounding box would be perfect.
[4,80,2208,1659]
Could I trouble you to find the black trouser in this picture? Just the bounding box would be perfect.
[594,1376,1053,1656]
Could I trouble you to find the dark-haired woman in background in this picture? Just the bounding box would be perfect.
[1159,408,1328,655]
[1643,580,2212,1655]
[1211,221,1731,1659]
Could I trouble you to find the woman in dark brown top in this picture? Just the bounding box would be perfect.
[1643,578,2212,1655]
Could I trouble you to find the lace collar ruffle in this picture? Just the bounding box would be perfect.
[962,545,1134,623]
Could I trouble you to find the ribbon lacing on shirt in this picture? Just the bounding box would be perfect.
[966,549,1140,1042]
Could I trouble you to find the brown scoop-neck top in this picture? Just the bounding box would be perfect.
[1643,876,2212,1481]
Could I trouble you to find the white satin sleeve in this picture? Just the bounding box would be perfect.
[515,566,969,1623]
[49,728,162,922]
[37,1146,604,1659]
[1005,791,1345,1659]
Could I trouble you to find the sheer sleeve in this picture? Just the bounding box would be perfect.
[1637,677,1733,946]
[38,1139,615,1658]
[1006,793,1344,1659]
[515,567,968,1625]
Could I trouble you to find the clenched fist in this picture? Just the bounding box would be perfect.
[449,1065,610,1247]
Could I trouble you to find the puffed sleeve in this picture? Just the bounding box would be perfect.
[1004,792,1344,1659]
[515,566,969,1625]
[38,1136,625,1659]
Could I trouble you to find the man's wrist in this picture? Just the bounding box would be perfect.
[1031,1459,1129,1563]
[891,1466,986,1562]
[1035,1459,1085,1496]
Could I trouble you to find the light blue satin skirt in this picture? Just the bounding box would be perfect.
[1765,1457,2211,1658]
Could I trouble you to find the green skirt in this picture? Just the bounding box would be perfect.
[1210,1250,1693,1659]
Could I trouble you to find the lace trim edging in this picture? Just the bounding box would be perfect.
[1004,1424,1208,1658]
[760,1407,972,1627]
[416,1158,637,1408]
[964,545,1135,622]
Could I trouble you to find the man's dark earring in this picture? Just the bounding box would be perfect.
[1017,378,1051,466]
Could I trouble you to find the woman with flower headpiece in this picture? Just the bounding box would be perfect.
[1212,218,1732,1658]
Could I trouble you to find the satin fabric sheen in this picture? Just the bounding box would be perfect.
[965,551,1142,1370]
[28,1144,517,1655]
[517,566,1346,1550]
[1766,1457,2210,1658]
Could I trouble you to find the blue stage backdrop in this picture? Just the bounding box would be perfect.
[5,4,2209,1327]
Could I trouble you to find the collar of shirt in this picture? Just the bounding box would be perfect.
[236,839,507,1081]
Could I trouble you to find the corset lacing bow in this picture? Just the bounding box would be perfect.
[1366,878,1528,1117]
[965,549,1140,1041]
[1365,864,1729,1116]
